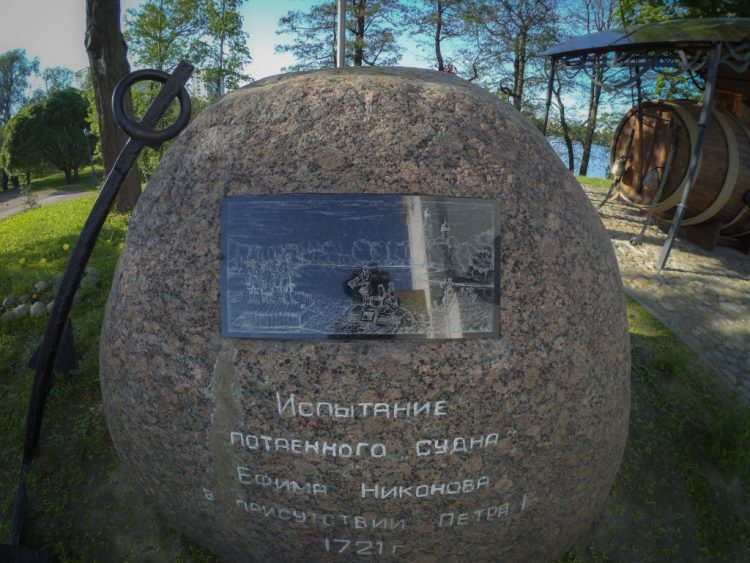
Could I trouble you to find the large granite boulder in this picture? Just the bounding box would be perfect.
[100,67,630,561]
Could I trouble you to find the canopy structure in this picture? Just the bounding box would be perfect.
[541,18,750,268]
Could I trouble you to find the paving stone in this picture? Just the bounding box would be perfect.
[581,185,750,403]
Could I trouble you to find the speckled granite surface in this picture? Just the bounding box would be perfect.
[100,67,630,562]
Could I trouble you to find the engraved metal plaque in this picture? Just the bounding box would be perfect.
[220,195,500,339]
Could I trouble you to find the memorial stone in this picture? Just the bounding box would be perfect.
[100,67,630,561]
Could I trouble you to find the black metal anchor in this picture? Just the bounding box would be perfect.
[2,61,193,562]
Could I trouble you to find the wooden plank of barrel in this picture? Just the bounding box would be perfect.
[610,100,750,243]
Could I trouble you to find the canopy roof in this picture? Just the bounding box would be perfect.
[542,18,750,92]
[543,18,750,58]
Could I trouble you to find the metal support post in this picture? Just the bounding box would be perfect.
[657,43,721,270]
[631,123,678,246]
[337,0,346,68]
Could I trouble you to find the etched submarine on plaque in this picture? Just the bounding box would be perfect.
[100,67,630,561]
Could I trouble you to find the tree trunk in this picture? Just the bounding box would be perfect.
[512,31,527,111]
[74,167,80,181]
[11,175,20,189]
[85,0,141,212]
[353,0,365,66]
[63,169,72,184]
[579,64,603,177]
[25,170,31,185]
[435,1,444,71]
[553,77,574,172]
[332,15,338,67]
[1,170,8,191]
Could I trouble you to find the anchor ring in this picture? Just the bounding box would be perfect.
[112,69,191,145]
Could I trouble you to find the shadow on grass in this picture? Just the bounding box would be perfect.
[28,166,105,193]
[564,300,750,562]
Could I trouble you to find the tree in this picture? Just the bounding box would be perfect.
[0,104,45,184]
[85,0,142,212]
[1,90,93,184]
[203,0,252,98]
[348,0,404,66]
[620,0,750,21]
[0,50,39,123]
[467,0,558,113]
[276,2,339,71]
[43,66,75,94]
[125,0,207,71]
[551,70,575,172]
[0,49,38,190]
[37,89,93,184]
[677,0,750,16]
[406,0,466,71]
[276,0,404,71]
[576,0,617,177]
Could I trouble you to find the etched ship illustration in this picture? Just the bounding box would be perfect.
[221,195,500,339]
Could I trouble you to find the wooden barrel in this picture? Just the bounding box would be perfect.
[610,100,750,241]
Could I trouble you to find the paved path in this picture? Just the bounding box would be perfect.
[0,188,90,221]
[582,184,750,400]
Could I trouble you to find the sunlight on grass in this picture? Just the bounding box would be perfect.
[28,166,105,193]
[576,175,612,190]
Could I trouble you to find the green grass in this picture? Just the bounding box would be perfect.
[576,175,612,190]
[1,190,748,561]
[26,166,105,193]
[0,195,217,561]
[564,297,750,561]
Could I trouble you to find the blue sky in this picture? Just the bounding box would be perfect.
[0,0,424,82]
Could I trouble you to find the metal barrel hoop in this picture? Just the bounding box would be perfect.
[112,69,191,145]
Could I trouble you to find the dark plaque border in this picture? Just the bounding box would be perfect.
[220,194,501,340]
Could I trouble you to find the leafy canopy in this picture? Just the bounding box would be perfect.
[0,49,39,123]
[0,89,93,183]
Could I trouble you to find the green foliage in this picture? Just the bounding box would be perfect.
[123,0,248,175]
[203,0,252,97]
[276,0,404,71]
[276,1,339,71]
[0,49,39,123]
[129,85,210,182]
[38,89,95,184]
[19,182,39,210]
[125,0,252,97]
[125,0,208,71]
[620,0,750,24]
[463,0,558,111]
[0,193,217,561]
[0,103,45,181]
[680,0,750,16]
[42,66,74,94]
[405,0,467,70]
[1,89,95,185]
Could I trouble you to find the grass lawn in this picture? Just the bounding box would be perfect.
[26,166,105,194]
[1,193,748,561]
[576,175,612,190]
[0,195,216,561]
